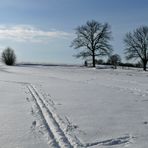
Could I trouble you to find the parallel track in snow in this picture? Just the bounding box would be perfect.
[27,84,132,148]
[28,84,82,148]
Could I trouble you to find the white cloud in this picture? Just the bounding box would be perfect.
[0,25,71,43]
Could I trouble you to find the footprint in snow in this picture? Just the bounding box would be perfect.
[32,121,36,127]
[26,97,30,102]
[30,120,37,131]
[143,121,148,125]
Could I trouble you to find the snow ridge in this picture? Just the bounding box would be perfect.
[28,84,82,148]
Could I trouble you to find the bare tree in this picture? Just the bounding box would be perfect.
[1,47,16,65]
[108,54,121,69]
[124,26,148,71]
[71,20,112,67]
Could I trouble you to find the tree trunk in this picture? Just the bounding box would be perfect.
[92,51,95,67]
[114,64,117,69]
[143,60,147,71]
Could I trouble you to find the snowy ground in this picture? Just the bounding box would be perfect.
[0,64,148,147]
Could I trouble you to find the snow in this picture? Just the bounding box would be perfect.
[0,64,148,147]
[0,81,49,148]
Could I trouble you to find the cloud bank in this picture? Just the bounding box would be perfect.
[0,25,71,43]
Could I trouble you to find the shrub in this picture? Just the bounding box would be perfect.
[1,47,16,65]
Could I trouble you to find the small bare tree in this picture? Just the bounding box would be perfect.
[2,47,16,65]
[124,26,148,71]
[108,54,121,69]
[71,20,112,67]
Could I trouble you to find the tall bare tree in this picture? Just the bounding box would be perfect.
[124,26,148,71]
[71,20,112,67]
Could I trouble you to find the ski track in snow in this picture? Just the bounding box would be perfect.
[27,84,82,148]
[85,135,134,147]
[0,78,135,147]
[0,77,136,147]
[27,83,134,148]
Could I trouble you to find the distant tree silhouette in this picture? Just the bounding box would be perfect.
[1,47,16,65]
[124,26,148,71]
[108,54,121,69]
[96,59,104,65]
[71,20,112,67]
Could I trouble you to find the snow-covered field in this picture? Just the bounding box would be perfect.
[0,64,148,148]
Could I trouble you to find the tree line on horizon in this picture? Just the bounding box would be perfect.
[1,20,148,71]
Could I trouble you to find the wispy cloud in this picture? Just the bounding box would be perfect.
[0,25,71,43]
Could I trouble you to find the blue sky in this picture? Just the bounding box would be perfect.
[0,0,148,64]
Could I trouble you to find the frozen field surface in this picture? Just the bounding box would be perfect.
[0,64,148,147]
